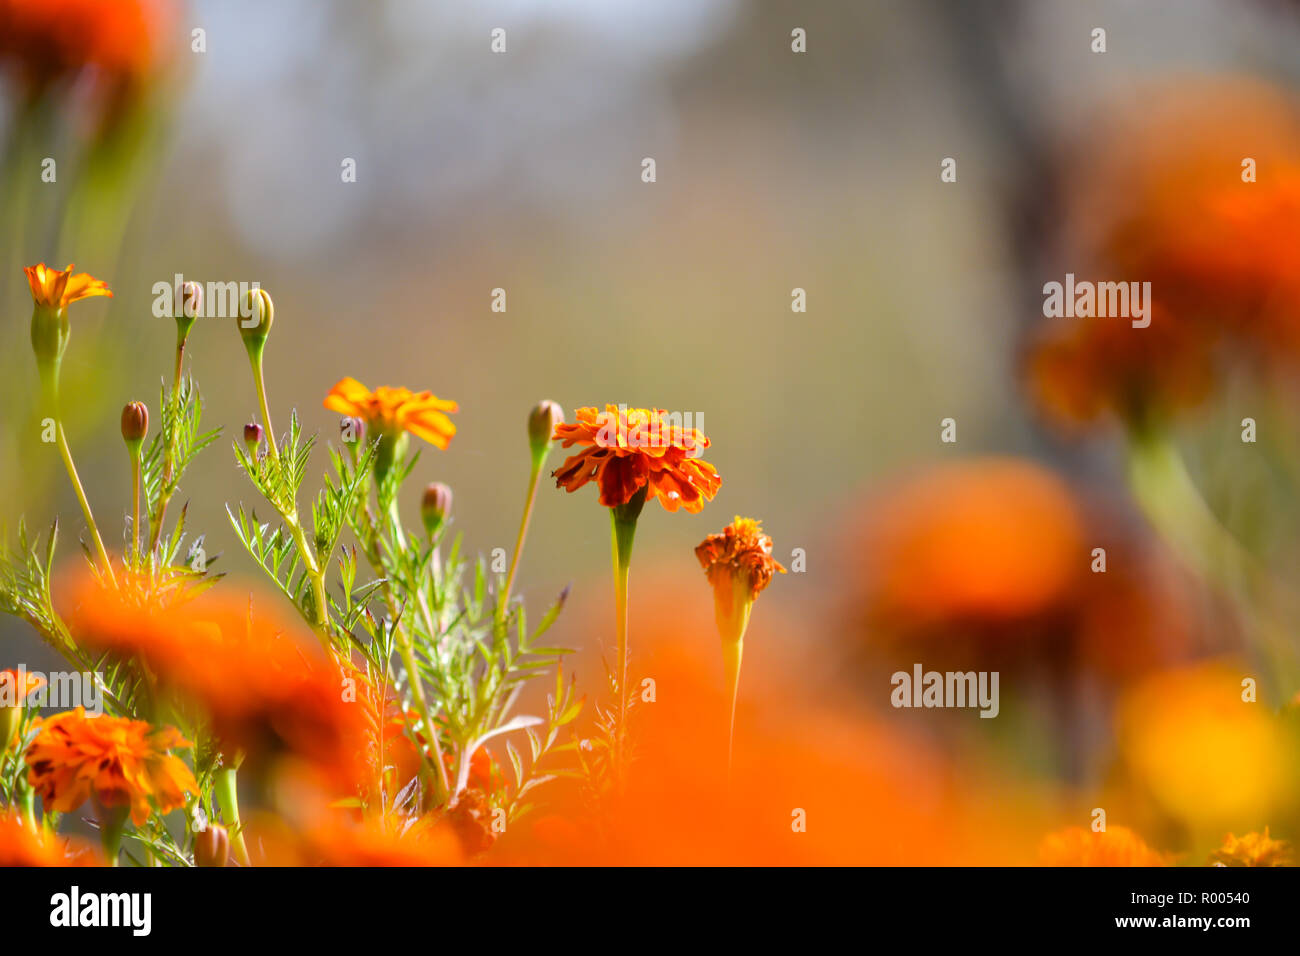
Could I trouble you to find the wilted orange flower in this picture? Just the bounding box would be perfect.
[0,813,100,866]
[323,377,458,449]
[696,516,786,600]
[553,405,721,512]
[25,708,197,826]
[23,263,112,310]
[1209,828,1295,867]
[1039,825,1168,867]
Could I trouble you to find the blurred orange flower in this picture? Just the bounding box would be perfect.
[323,377,458,449]
[25,708,196,826]
[22,263,112,310]
[0,813,101,866]
[859,459,1086,630]
[0,0,176,99]
[553,404,721,512]
[1025,77,1300,427]
[1209,828,1295,867]
[63,575,369,790]
[250,811,464,867]
[1039,825,1168,866]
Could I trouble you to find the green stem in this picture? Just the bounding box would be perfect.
[42,367,115,585]
[722,638,744,778]
[379,502,451,802]
[252,359,279,461]
[96,802,128,867]
[499,455,544,624]
[1126,426,1295,697]
[609,489,644,786]
[214,766,251,866]
[130,452,141,568]
[147,336,186,555]
[18,788,36,831]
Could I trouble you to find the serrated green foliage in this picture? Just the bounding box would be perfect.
[142,375,220,527]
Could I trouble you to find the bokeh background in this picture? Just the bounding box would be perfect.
[5,0,1300,864]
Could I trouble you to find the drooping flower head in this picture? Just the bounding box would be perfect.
[25,708,197,825]
[1209,828,1295,867]
[696,516,785,645]
[552,405,721,513]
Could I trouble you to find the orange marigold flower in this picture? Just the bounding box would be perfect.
[25,708,197,826]
[552,405,721,513]
[696,516,787,601]
[323,377,458,449]
[1039,825,1168,867]
[1209,828,1296,867]
[0,812,101,866]
[22,263,112,309]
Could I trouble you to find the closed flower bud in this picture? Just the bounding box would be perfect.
[421,482,453,538]
[528,400,563,462]
[193,824,230,867]
[243,422,264,458]
[340,415,364,447]
[120,402,148,450]
[238,286,274,357]
[177,280,203,340]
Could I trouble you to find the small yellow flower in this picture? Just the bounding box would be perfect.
[324,377,459,449]
[23,263,112,309]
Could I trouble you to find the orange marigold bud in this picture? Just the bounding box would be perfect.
[120,401,148,448]
[194,823,230,867]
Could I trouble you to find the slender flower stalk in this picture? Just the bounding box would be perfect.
[121,402,148,567]
[499,401,563,624]
[609,489,645,780]
[237,289,331,641]
[45,371,115,584]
